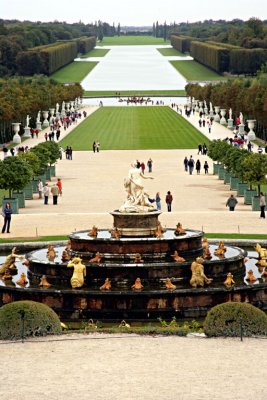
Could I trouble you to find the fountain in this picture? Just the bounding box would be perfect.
[0,163,267,321]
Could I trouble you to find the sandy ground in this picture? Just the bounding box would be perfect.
[0,333,266,400]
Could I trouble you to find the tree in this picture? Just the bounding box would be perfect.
[18,152,41,176]
[38,141,60,166]
[163,22,167,42]
[117,23,121,37]
[242,153,267,194]
[155,21,159,38]
[0,157,33,198]
[31,145,50,175]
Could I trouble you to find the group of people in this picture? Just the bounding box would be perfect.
[135,159,153,174]
[38,178,63,205]
[184,155,209,175]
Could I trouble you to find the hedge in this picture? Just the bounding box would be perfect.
[230,48,267,75]
[78,36,96,54]
[190,41,229,73]
[171,35,193,53]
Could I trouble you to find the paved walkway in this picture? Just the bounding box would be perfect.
[1,104,265,239]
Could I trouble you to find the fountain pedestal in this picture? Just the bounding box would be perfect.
[111,210,161,237]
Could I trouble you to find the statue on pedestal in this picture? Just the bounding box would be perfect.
[25,115,31,128]
[229,108,232,120]
[37,111,41,123]
[119,162,155,213]
[239,112,244,125]
[67,257,86,288]
[56,103,60,114]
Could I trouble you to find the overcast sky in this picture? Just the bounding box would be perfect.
[1,0,267,26]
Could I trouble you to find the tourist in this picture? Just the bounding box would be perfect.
[183,156,188,172]
[198,118,202,128]
[96,141,100,153]
[208,122,212,133]
[140,162,145,174]
[57,178,63,196]
[51,183,59,205]
[44,132,48,141]
[165,191,173,212]
[188,155,195,175]
[259,192,266,219]
[56,129,61,141]
[155,192,161,211]
[197,144,202,155]
[196,159,201,174]
[59,146,64,160]
[247,142,252,152]
[2,146,8,159]
[203,143,207,155]
[147,158,153,173]
[1,202,13,233]
[226,194,238,211]
[69,146,73,160]
[93,141,96,153]
[37,179,43,199]
[43,183,49,205]
[204,161,209,174]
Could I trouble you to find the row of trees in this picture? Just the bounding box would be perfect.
[186,76,267,139]
[0,76,83,143]
[0,141,60,199]
[208,140,267,195]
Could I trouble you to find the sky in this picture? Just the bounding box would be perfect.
[1,0,267,26]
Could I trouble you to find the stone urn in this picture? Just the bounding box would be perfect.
[220,109,227,125]
[70,101,75,112]
[42,111,49,128]
[247,120,256,141]
[12,122,21,144]
[199,101,203,113]
[66,102,70,112]
[214,106,220,122]
[209,107,214,118]
[227,118,234,129]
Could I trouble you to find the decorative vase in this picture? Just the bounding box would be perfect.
[227,119,233,129]
[12,122,21,144]
[42,111,49,128]
[199,101,203,113]
[214,106,220,122]
[220,109,227,125]
[247,120,256,141]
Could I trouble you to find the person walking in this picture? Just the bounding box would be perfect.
[43,183,49,205]
[37,179,43,199]
[51,183,59,205]
[1,202,13,233]
[188,156,195,175]
[226,194,238,211]
[196,159,201,174]
[96,141,100,153]
[203,143,207,155]
[204,161,209,174]
[197,144,202,155]
[155,192,161,211]
[147,158,153,173]
[165,191,173,212]
[93,141,96,153]
[57,178,63,196]
[69,147,73,160]
[183,156,188,172]
[259,192,266,219]
[140,162,145,174]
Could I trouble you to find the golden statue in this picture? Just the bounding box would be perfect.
[100,278,111,290]
[255,243,267,260]
[132,277,143,290]
[246,269,257,282]
[165,278,176,290]
[175,222,186,236]
[67,257,86,288]
[16,272,28,286]
[257,259,267,268]
[203,247,212,260]
[224,272,235,287]
[155,221,165,238]
[47,244,57,260]
[214,241,226,256]
[202,237,209,250]
[89,252,102,263]
[262,267,267,278]
[65,240,72,255]
[1,269,12,281]
[88,225,98,237]
[171,251,185,263]
[190,257,213,288]
[0,247,24,275]
[110,227,121,239]
[133,253,144,263]
[39,275,51,288]
[61,250,71,262]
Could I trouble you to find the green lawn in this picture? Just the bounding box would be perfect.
[83,90,186,97]
[51,61,98,83]
[80,49,110,58]
[98,36,170,46]
[157,48,186,57]
[59,106,209,150]
[170,60,227,81]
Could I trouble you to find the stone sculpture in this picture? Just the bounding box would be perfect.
[171,251,185,263]
[39,275,51,288]
[119,161,155,213]
[37,111,41,123]
[25,115,31,127]
[0,247,24,275]
[165,278,176,290]
[190,257,213,288]
[47,244,57,260]
[214,241,226,256]
[155,221,165,238]
[202,237,209,250]
[133,253,144,263]
[100,278,111,290]
[1,269,12,280]
[89,252,102,263]
[239,112,244,125]
[203,247,212,260]
[88,225,98,237]
[110,226,121,239]
[61,250,71,262]
[67,257,86,288]
[16,272,28,286]
[174,223,186,236]
[131,277,143,290]
[229,108,232,120]
[224,272,235,287]
[246,269,257,282]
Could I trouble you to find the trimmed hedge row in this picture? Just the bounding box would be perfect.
[171,35,193,53]
[78,36,96,54]
[190,41,230,73]
[229,48,267,74]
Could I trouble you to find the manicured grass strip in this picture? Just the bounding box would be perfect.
[206,233,267,240]
[51,61,98,83]
[0,235,68,244]
[157,48,186,57]
[59,106,209,150]
[170,60,227,81]
[80,49,110,58]
[83,90,186,97]
[98,36,170,46]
